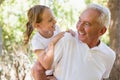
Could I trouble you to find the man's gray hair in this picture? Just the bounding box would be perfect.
[87,3,111,28]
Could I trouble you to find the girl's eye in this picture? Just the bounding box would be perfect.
[48,19,52,22]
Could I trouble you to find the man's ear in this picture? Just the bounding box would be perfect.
[100,27,107,36]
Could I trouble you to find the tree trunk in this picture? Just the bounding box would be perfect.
[0,27,2,54]
[108,0,120,80]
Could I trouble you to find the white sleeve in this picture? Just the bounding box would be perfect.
[102,52,116,78]
[31,37,44,51]
[53,37,64,68]
[46,36,65,76]
[52,33,74,68]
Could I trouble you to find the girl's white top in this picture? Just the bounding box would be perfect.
[31,25,60,75]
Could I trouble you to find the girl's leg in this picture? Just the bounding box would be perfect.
[31,60,48,80]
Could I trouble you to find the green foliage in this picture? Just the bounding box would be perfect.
[0,0,40,53]
[85,0,91,4]
[101,31,110,46]
[85,0,108,5]
[49,0,80,30]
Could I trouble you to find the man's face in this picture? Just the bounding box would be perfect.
[76,9,105,47]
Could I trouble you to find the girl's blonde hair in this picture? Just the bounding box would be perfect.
[24,5,49,45]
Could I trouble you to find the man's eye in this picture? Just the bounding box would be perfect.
[78,19,81,22]
[84,23,90,26]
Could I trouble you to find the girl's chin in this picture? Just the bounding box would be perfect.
[48,32,54,38]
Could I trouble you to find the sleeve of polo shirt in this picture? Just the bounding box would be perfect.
[52,33,73,67]
[52,36,65,67]
[102,51,116,79]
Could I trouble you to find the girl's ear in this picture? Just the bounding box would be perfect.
[100,27,107,36]
[34,23,41,29]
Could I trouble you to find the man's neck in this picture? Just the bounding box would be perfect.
[88,40,100,48]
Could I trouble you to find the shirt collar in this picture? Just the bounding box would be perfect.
[90,41,102,50]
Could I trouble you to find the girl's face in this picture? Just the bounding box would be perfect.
[36,8,56,38]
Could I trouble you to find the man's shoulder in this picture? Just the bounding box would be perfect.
[64,32,74,38]
[55,32,76,46]
[101,42,115,53]
[61,32,76,42]
[100,42,116,59]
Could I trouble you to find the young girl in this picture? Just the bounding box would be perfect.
[24,5,65,80]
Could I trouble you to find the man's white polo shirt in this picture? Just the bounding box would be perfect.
[53,33,116,80]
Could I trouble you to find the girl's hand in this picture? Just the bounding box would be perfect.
[66,29,75,37]
[50,32,65,46]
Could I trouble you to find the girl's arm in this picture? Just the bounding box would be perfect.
[35,32,65,69]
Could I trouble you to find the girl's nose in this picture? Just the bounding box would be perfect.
[53,18,56,24]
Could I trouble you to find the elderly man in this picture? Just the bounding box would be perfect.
[32,3,116,80]
[53,3,116,80]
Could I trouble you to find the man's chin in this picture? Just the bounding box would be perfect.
[79,37,87,43]
[78,36,84,41]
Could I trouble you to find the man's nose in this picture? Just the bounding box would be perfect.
[77,22,84,30]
